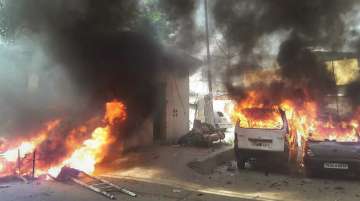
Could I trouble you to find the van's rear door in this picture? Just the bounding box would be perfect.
[235,123,287,152]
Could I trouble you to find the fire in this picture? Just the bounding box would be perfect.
[0,100,127,178]
[232,90,359,143]
[48,100,126,177]
[232,91,283,129]
[2,120,60,162]
[105,101,127,125]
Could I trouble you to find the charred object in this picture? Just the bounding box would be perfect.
[178,120,225,147]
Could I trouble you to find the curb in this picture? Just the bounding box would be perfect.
[187,146,234,174]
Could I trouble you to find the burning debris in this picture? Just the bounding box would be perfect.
[0,100,127,179]
[0,100,135,199]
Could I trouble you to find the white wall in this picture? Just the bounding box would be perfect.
[165,72,189,143]
[122,70,190,148]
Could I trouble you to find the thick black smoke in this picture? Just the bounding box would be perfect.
[277,35,336,100]
[158,0,197,50]
[346,33,360,105]
[0,0,197,137]
[213,0,358,105]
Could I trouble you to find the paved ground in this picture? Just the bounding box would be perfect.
[103,145,360,201]
[1,145,360,201]
[0,179,252,201]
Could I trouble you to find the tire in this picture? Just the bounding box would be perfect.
[356,171,360,179]
[304,166,315,178]
[234,145,246,170]
[287,161,300,175]
[237,158,246,170]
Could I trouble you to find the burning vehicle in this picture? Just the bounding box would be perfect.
[234,107,299,170]
[303,96,360,177]
[302,117,360,176]
[303,119,360,177]
[304,137,360,177]
[231,87,360,175]
[229,49,360,175]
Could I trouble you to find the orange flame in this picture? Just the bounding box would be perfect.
[232,90,359,142]
[48,100,126,177]
[0,100,127,178]
[2,120,60,162]
[0,120,60,176]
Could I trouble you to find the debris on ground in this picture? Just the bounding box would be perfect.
[178,120,225,147]
[55,167,136,199]
[172,189,181,193]
[56,166,81,181]
[269,182,282,188]
[268,179,290,189]
[152,154,160,160]
[226,161,237,172]
[334,186,345,191]
[300,179,312,185]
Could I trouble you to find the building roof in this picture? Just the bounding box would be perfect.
[312,51,359,62]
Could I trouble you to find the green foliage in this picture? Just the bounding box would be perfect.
[134,0,174,43]
[0,0,195,46]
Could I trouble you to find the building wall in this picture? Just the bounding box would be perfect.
[165,72,189,143]
[122,70,189,149]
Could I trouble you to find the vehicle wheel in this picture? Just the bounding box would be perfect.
[286,161,298,175]
[237,158,246,170]
[304,167,315,178]
[234,145,246,170]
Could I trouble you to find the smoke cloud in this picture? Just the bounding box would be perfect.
[213,0,359,107]
[0,0,197,138]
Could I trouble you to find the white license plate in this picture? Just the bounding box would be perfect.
[253,142,272,148]
[323,163,349,169]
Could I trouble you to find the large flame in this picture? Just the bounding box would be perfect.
[232,91,283,129]
[0,100,126,178]
[2,120,60,162]
[0,120,60,175]
[232,90,359,143]
[48,100,126,177]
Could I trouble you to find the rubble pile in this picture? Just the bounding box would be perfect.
[178,120,225,147]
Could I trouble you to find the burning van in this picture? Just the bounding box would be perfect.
[234,108,298,169]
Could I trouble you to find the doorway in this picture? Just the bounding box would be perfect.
[153,83,167,142]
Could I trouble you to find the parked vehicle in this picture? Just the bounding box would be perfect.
[234,108,298,170]
[303,138,360,177]
[303,103,360,177]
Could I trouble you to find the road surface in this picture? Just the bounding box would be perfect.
[1,145,360,201]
